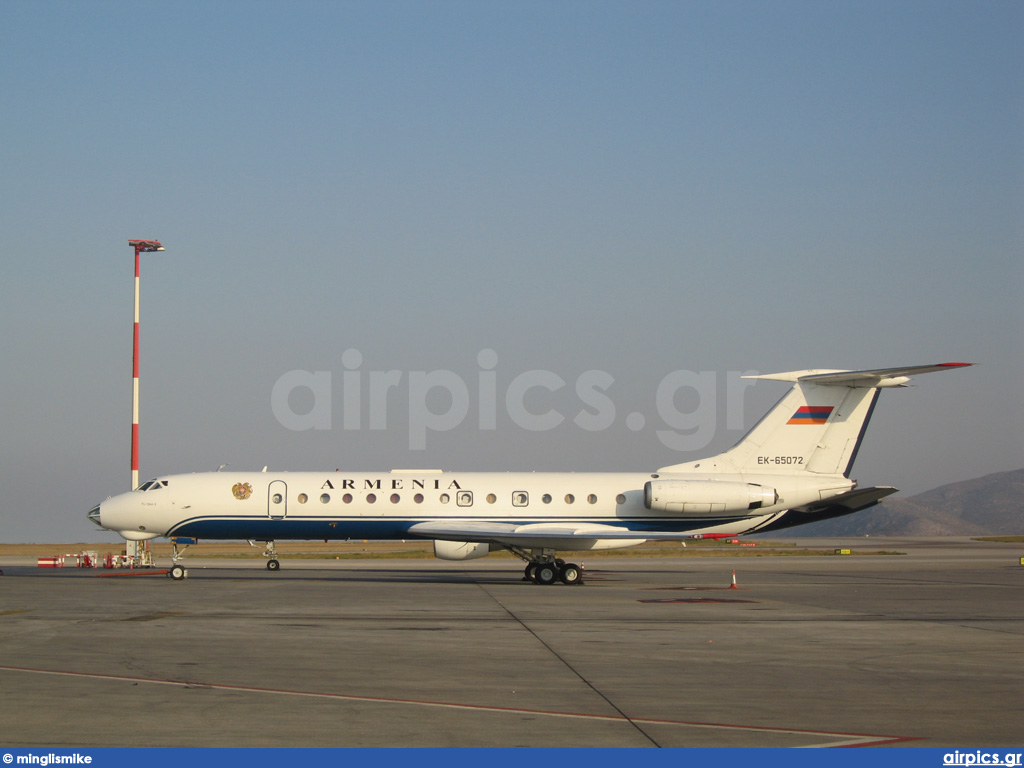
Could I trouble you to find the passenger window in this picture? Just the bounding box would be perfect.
[564,494,574,504]
[587,494,597,504]
[513,492,529,507]
[457,491,474,507]
[542,494,552,504]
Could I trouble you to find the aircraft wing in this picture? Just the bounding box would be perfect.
[791,485,898,514]
[751,486,898,533]
[406,520,679,548]
[408,486,898,546]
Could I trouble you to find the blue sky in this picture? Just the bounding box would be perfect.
[1,1,1021,542]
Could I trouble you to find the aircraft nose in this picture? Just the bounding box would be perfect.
[87,504,103,528]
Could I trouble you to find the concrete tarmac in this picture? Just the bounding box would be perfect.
[1,537,1022,748]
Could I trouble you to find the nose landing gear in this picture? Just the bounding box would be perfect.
[248,540,281,571]
[168,537,192,579]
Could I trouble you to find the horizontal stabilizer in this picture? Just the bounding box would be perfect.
[748,362,973,387]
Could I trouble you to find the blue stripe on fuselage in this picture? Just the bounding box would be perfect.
[166,517,739,540]
[169,518,414,540]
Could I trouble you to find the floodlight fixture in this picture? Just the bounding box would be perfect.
[129,239,164,252]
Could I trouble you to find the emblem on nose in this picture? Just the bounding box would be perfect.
[232,482,253,500]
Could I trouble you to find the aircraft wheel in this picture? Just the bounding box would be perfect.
[559,563,583,585]
[168,564,186,581]
[524,563,538,582]
[266,559,281,572]
[534,563,558,585]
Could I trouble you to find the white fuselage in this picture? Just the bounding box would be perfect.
[93,469,852,550]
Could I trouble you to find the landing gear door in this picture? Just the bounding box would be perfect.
[268,480,287,520]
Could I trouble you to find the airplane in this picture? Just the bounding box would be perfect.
[87,362,971,584]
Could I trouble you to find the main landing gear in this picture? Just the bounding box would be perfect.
[509,548,584,586]
[249,539,280,571]
[525,560,583,585]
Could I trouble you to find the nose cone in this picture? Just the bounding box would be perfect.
[87,497,160,540]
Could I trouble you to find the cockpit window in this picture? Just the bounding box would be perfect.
[136,479,168,492]
[137,480,156,491]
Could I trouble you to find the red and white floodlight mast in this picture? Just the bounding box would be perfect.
[127,239,164,562]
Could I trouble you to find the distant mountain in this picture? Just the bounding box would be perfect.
[785,468,1024,537]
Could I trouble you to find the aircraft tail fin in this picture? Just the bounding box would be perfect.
[659,363,972,477]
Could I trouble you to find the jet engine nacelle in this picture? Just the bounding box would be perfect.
[433,540,492,561]
[644,480,778,515]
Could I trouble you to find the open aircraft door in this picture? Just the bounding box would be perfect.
[268,480,287,520]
